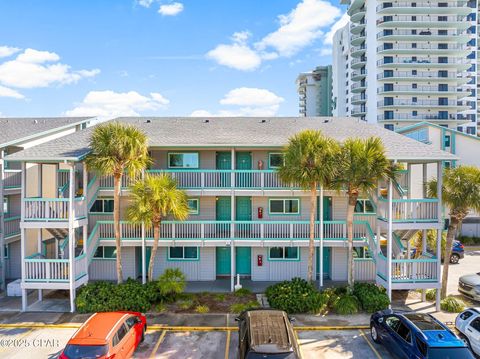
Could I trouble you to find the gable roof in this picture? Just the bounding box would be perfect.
[5,117,458,162]
[396,121,480,142]
[0,117,94,148]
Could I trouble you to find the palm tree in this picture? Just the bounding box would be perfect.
[86,122,150,284]
[127,173,189,281]
[427,165,480,299]
[334,137,393,291]
[278,130,339,282]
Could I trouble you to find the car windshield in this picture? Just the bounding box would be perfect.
[247,352,298,359]
[427,347,475,359]
[63,344,108,359]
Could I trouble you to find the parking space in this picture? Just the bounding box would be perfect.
[0,325,394,358]
[447,248,480,297]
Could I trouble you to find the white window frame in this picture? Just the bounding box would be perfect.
[268,153,285,169]
[187,198,199,215]
[168,152,199,169]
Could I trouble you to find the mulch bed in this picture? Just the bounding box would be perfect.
[163,292,257,313]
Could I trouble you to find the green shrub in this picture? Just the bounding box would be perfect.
[266,278,320,314]
[155,303,166,313]
[158,268,186,302]
[214,293,226,301]
[426,289,437,301]
[234,288,252,297]
[441,296,466,313]
[195,305,210,313]
[458,235,480,246]
[333,294,360,315]
[306,291,330,314]
[230,301,260,313]
[322,287,342,308]
[353,283,390,312]
[178,299,194,310]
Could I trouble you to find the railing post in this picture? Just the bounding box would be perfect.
[387,176,393,306]
[46,263,51,282]
[201,223,205,239]
[436,161,443,311]
[261,172,265,189]
[201,172,205,188]
[260,223,264,239]
[68,163,75,313]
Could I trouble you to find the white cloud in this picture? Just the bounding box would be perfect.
[319,47,332,56]
[65,90,170,117]
[191,87,284,117]
[0,85,24,99]
[0,46,21,58]
[0,48,100,90]
[324,12,349,45]
[206,31,262,71]
[137,0,154,7]
[158,2,184,16]
[207,0,341,70]
[257,0,341,57]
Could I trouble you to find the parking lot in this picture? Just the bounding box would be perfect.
[0,324,394,358]
[447,247,480,298]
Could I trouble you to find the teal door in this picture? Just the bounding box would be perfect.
[216,152,231,187]
[317,196,332,220]
[236,247,251,276]
[316,247,330,279]
[216,247,231,276]
[216,197,231,221]
[136,247,152,279]
[236,196,252,238]
[236,152,252,187]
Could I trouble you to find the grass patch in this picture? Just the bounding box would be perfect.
[441,296,466,313]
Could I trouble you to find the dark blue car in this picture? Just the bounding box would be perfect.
[370,310,474,358]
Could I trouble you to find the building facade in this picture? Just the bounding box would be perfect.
[296,66,333,116]
[4,117,455,313]
[0,117,94,291]
[333,0,477,133]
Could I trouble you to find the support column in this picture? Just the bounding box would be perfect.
[20,162,26,311]
[319,186,324,288]
[0,150,5,291]
[230,148,235,292]
[83,225,88,277]
[141,222,146,284]
[68,164,75,313]
[435,161,443,312]
[407,164,412,200]
[422,163,428,198]
[387,178,393,306]
[421,229,427,302]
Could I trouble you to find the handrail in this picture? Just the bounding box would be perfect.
[87,175,97,190]
[392,232,406,252]
[95,219,368,226]
[4,216,21,222]
[377,197,438,203]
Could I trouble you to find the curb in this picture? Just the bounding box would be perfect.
[0,323,370,331]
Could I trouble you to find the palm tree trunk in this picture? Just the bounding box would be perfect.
[148,220,160,281]
[441,216,459,298]
[308,182,317,283]
[347,193,358,292]
[113,174,123,284]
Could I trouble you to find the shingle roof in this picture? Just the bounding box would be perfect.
[5,117,458,162]
[0,117,93,148]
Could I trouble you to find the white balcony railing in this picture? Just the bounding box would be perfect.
[23,197,86,221]
[3,170,21,188]
[377,198,439,223]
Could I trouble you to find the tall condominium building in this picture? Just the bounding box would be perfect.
[296,65,333,116]
[333,0,476,133]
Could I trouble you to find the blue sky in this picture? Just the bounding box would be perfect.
[0,0,347,118]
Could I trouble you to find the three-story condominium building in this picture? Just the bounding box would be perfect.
[333,0,477,133]
[0,117,94,292]
[5,117,456,312]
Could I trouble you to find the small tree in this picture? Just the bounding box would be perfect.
[127,173,189,281]
[334,137,394,292]
[86,122,150,284]
[427,165,480,299]
[278,130,339,282]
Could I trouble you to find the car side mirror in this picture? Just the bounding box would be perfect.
[289,317,296,323]
[235,317,241,322]
[378,317,384,324]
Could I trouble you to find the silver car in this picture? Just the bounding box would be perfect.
[459,273,480,302]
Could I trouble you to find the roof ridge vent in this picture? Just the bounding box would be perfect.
[34,119,38,124]
[260,119,267,123]
[145,119,151,123]
[203,119,210,123]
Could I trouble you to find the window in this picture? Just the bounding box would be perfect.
[438,57,448,64]
[412,97,417,103]
[3,197,8,214]
[438,43,448,50]
[412,111,418,116]
[353,247,371,259]
[355,199,375,213]
[438,111,448,120]
[416,337,427,357]
[269,199,300,215]
[187,198,199,214]
[384,111,394,120]
[385,316,400,331]
[269,247,299,260]
[384,97,393,106]
[168,246,199,260]
[384,83,393,92]
[384,70,393,78]
[126,316,139,330]
[93,246,117,259]
[470,318,480,332]
[269,153,284,168]
[467,127,476,135]
[396,322,412,343]
[412,83,417,89]
[3,245,8,259]
[438,84,448,92]
[113,324,128,347]
[168,153,199,168]
[90,198,114,213]
[439,97,448,106]
[459,311,474,321]
[412,70,417,75]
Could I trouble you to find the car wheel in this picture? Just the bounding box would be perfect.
[450,253,460,264]
[370,323,380,344]
[141,327,145,343]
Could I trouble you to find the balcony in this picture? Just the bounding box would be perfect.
[376,29,469,42]
[377,15,469,29]
[351,94,367,104]
[351,32,366,46]
[351,107,367,116]
[351,44,366,58]
[351,82,367,93]
[376,198,439,227]
[349,7,366,23]
[350,21,366,34]
[377,43,468,55]
[23,197,87,222]
[351,57,367,69]
[377,71,467,83]
[377,85,469,97]
[3,216,20,238]
[378,99,466,109]
[376,2,471,15]
[351,69,367,81]
[376,254,438,287]
[377,58,469,70]
[3,169,21,189]
[378,113,460,122]
[95,220,372,244]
